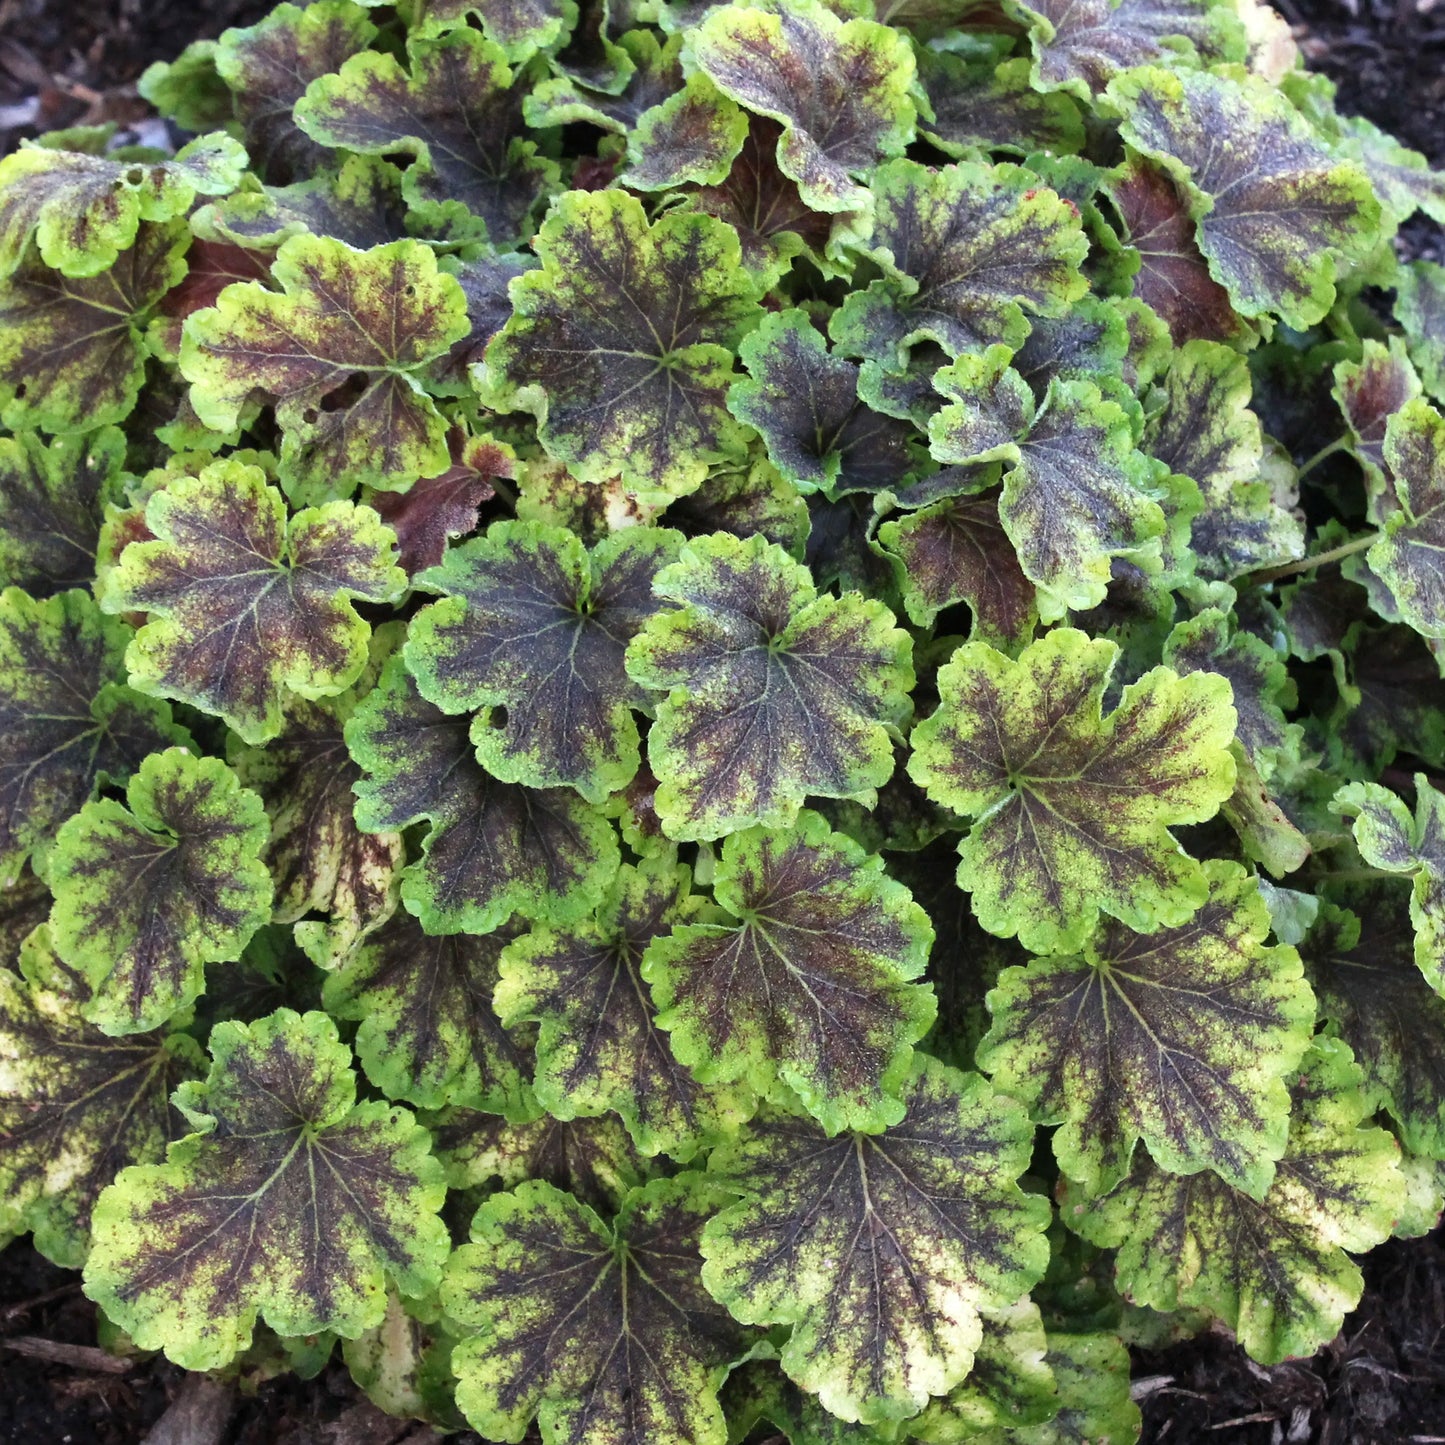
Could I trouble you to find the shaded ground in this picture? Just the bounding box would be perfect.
[2,0,1445,1440]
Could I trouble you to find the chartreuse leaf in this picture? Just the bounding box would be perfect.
[0,219,186,433]
[625,73,750,191]
[877,486,1038,646]
[626,533,914,840]
[1397,261,1445,401]
[1333,777,1445,993]
[928,351,1166,619]
[0,588,188,887]
[480,190,763,501]
[978,861,1313,1197]
[48,748,273,1035]
[322,909,532,1116]
[909,629,1237,955]
[1107,66,1381,330]
[0,132,246,279]
[496,852,749,1159]
[689,0,917,213]
[0,427,125,595]
[180,236,470,501]
[723,1359,900,1443]
[905,1298,1055,1441]
[831,159,1088,363]
[0,926,202,1268]
[214,1,376,180]
[1145,339,1304,580]
[84,1008,449,1371]
[642,811,934,1135]
[1299,890,1445,1158]
[1366,398,1445,640]
[404,522,683,803]
[346,650,619,934]
[1010,0,1244,97]
[727,310,918,497]
[293,28,557,244]
[1069,1039,1405,1365]
[918,50,1084,159]
[701,1056,1048,1426]
[1334,337,1422,488]
[102,460,406,747]
[443,1174,752,1445]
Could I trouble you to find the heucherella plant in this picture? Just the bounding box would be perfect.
[0,0,1441,1435]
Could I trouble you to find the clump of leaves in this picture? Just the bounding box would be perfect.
[0,0,1441,1439]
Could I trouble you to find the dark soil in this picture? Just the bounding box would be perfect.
[2,0,1445,1441]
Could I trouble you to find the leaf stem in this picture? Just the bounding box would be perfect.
[1295,434,1350,481]
[1247,531,1379,585]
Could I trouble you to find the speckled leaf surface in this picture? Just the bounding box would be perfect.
[444,1174,752,1445]
[978,861,1313,1196]
[405,522,683,802]
[700,1057,1049,1425]
[909,629,1237,954]
[102,461,405,746]
[642,812,934,1134]
[1071,1039,1405,1365]
[323,909,532,1115]
[293,29,556,244]
[84,1009,449,1371]
[180,235,470,500]
[1397,261,1445,401]
[48,749,273,1035]
[496,853,746,1159]
[831,159,1088,363]
[1108,66,1380,330]
[346,651,619,934]
[0,927,202,1268]
[0,588,187,888]
[689,0,917,213]
[626,533,914,840]
[1367,399,1445,640]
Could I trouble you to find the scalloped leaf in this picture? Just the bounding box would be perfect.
[102,460,406,747]
[214,0,376,181]
[84,1008,448,1371]
[1398,261,1445,401]
[1145,339,1304,580]
[1334,777,1445,994]
[479,189,763,500]
[702,1058,1047,1426]
[293,28,556,245]
[414,0,579,62]
[0,587,187,888]
[1334,337,1422,488]
[664,452,811,557]
[1299,891,1445,1158]
[689,0,917,213]
[179,236,470,502]
[1070,1039,1405,1365]
[642,811,935,1134]
[626,74,749,191]
[1107,66,1381,330]
[910,628,1237,955]
[443,1174,753,1445]
[230,654,402,971]
[0,926,202,1268]
[626,532,914,840]
[322,909,531,1115]
[346,650,620,934]
[929,353,1166,618]
[919,51,1085,158]
[405,521,683,802]
[1012,0,1243,96]
[49,748,273,1035]
[831,158,1088,363]
[0,428,125,595]
[0,132,247,279]
[877,487,1037,645]
[1367,398,1445,640]
[0,219,186,433]
[728,309,919,497]
[496,851,748,1159]
[979,861,1313,1196]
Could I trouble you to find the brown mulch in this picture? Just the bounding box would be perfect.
[2,0,1445,1441]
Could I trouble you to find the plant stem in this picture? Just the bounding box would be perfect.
[1295,434,1350,480]
[1248,531,1379,585]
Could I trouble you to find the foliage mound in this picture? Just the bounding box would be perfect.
[1,0,1444,1438]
